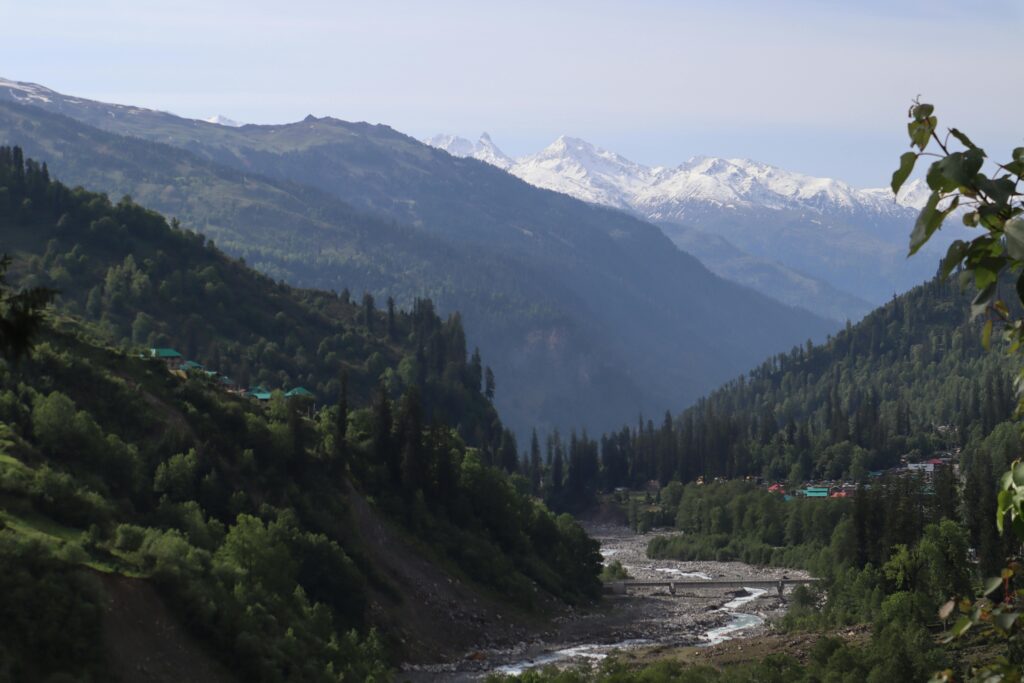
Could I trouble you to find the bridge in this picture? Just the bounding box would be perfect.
[604,577,819,598]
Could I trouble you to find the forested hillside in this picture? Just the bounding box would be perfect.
[0,147,601,681]
[526,276,1009,497]
[0,83,835,438]
[512,280,1019,680]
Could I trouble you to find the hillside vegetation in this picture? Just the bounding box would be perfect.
[520,275,1014,511]
[0,147,601,681]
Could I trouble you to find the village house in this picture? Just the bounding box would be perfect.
[149,347,184,370]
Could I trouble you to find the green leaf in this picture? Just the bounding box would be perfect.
[963,211,980,227]
[950,615,973,637]
[983,319,993,350]
[974,265,998,291]
[909,191,941,255]
[1006,218,1024,261]
[927,150,985,192]
[908,117,937,151]
[1013,461,1024,486]
[1014,147,1024,164]
[985,576,1004,596]
[994,611,1020,632]
[998,489,1014,532]
[892,152,917,194]
[940,240,967,278]
[976,175,1016,208]
[949,128,980,151]
[912,103,935,120]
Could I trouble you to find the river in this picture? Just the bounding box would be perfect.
[403,525,807,680]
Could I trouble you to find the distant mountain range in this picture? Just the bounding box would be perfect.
[0,76,835,438]
[426,132,949,322]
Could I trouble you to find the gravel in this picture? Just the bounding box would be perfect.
[401,525,808,681]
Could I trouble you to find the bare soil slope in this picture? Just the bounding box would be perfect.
[98,573,235,683]
[344,486,552,663]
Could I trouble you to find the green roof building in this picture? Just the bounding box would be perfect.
[150,348,183,359]
[802,487,830,498]
[285,387,315,399]
[247,386,272,401]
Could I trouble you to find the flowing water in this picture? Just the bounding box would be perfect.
[701,588,769,646]
[404,527,805,680]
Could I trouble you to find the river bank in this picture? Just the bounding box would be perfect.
[400,525,808,680]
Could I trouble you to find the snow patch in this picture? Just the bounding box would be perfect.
[204,114,245,127]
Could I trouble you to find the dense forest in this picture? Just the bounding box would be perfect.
[512,275,1015,517]
[0,147,601,681]
[478,242,1024,679]
[508,462,1007,681]
[491,249,1024,680]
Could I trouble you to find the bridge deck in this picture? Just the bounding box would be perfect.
[618,578,818,588]
[604,577,818,596]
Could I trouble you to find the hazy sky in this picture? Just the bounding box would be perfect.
[3,0,1021,186]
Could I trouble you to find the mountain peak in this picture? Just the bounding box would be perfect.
[424,132,513,169]
[204,114,244,127]
[0,77,58,105]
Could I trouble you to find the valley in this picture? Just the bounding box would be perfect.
[1,3,1023,679]
[0,79,836,439]
[404,525,806,680]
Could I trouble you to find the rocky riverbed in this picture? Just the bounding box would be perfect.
[401,525,808,681]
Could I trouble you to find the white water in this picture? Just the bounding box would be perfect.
[493,639,652,676]
[491,588,768,676]
[701,588,768,646]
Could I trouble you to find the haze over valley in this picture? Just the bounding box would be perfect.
[2,2,1023,681]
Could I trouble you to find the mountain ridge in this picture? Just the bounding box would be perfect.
[0,77,835,438]
[426,130,947,317]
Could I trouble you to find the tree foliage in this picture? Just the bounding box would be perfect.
[888,103,1024,681]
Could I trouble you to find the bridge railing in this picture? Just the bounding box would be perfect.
[604,577,819,597]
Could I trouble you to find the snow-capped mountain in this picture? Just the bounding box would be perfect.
[511,136,656,210]
[428,131,926,215]
[423,133,929,216]
[204,114,244,127]
[426,132,949,316]
[424,132,513,169]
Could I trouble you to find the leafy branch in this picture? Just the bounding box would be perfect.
[899,103,1024,682]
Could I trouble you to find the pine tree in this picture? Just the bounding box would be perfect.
[386,296,396,339]
[335,370,348,466]
[484,366,495,400]
[362,292,375,332]
[398,386,424,495]
[529,429,542,494]
[371,383,396,486]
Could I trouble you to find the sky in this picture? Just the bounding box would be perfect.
[2,0,1022,186]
